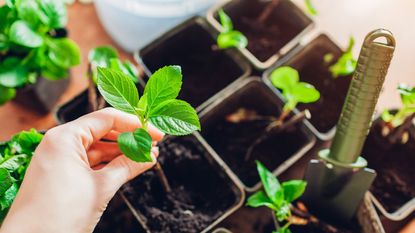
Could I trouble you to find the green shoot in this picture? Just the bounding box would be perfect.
[304,0,318,16]
[247,161,307,233]
[216,9,248,49]
[325,37,357,78]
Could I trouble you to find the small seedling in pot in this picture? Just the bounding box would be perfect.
[0,129,43,222]
[247,161,340,233]
[324,37,357,78]
[257,0,317,24]
[216,9,248,50]
[380,84,415,144]
[87,46,140,111]
[97,65,200,193]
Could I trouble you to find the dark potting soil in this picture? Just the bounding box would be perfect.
[140,20,246,108]
[289,221,359,233]
[286,36,352,134]
[362,120,415,213]
[217,206,276,233]
[122,136,240,233]
[93,194,145,233]
[221,0,309,62]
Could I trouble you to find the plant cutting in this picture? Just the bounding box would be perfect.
[0,129,43,223]
[97,65,200,193]
[216,9,247,49]
[0,0,80,108]
[324,37,357,78]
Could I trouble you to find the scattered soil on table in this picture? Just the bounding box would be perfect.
[141,21,245,108]
[122,136,239,233]
[362,120,415,213]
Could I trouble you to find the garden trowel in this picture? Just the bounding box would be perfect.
[303,29,396,223]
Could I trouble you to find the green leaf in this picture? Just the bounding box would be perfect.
[123,60,139,80]
[381,109,393,123]
[398,83,415,106]
[0,183,18,211]
[16,0,41,27]
[256,161,283,205]
[136,93,148,116]
[291,82,320,103]
[0,168,14,195]
[282,180,307,202]
[217,30,248,49]
[12,129,43,154]
[0,154,28,172]
[0,62,28,88]
[97,67,139,114]
[118,128,153,162]
[47,38,81,69]
[144,65,182,111]
[41,56,69,80]
[218,9,233,32]
[88,46,118,68]
[275,202,291,222]
[37,0,67,28]
[271,66,299,91]
[109,58,138,83]
[246,190,277,210]
[304,0,317,16]
[149,99,200,135]
[0,86,16,105]
[9,20,43,48]
[329,37,356,78]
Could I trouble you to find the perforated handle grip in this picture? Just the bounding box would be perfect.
[329,29,396,164]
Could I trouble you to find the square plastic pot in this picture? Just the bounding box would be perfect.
[263,34,352,141]
[120,134,245,233]
[207,0,314,70]
[135,16,251,112]
[198,77,316,192]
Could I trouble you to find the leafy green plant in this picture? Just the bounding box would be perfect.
[271,66,320,125]
[324,37,357,78]
[0,129,43,223]
[247,161,306,233]
[0,0,81,105]
[380,84,415,144]
[97,65,200,192]
[216,9,248,49]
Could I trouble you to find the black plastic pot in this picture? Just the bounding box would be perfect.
[13,76,70,115]
[135,17,251,111]
[207,0,314,70]
[362,116,415,221]
[263,34,352,141]
[199,77,315,192]
[121,134,245,233]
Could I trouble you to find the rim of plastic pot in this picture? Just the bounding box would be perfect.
[198,77,316,192]
[206,0,315,70]
[134,16,252,113]
[262,33,344,141]
[120,133,246,233]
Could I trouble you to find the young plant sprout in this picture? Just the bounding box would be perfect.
[380,84,415,144]
[247,161,339,233]
[87,46,140,111]
[257,0,317,24]
[97,65,200,193]
[324,37,357,78]
[216,9,248,49]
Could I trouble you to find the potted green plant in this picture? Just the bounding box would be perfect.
[207,0,314,70]
[136,17,251,111]
[97,66,245,232]
[0,0,81,113]
[199,77,316,191]
[362,83,415,221]
[263,34,356,140]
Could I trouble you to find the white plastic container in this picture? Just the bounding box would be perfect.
[94,0,219,52]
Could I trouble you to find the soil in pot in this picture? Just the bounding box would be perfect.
[140,18,248,108]
[201,80,310,188]
[122,136,242,233]
[283,34,352,134]
[218,0,311,62]
[362,119,415,213]
[93,194,145,233]
[216,206,276,233]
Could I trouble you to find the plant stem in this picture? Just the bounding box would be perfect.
[154,162,172,193]
[388,112,415,144]
[257,0,280,24]
[87,64,98,112]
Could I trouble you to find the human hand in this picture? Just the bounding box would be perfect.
[0,108,163,233]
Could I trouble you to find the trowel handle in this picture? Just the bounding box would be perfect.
[330,29,396,164]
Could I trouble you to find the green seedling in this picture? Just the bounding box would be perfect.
[0,0,81,105]
[0,129,43,223]
[97,65,200,193]
[87,46,140,111]
[380,84,415,144]
[257,0,317,24]
[216,9,248,49]
[304,0,318,16]
[324,37,357,78]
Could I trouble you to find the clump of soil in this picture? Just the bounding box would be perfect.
[362,120,415,213]
[122,136,240,233]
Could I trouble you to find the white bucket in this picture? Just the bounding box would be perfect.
[94,0,219,52]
